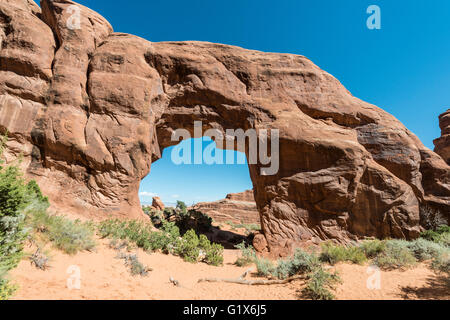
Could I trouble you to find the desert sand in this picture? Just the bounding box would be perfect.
[9,238,448,300]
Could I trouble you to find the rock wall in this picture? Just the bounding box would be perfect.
[192,190,260,225]
[1,0,449,253]
[434,109,450,165]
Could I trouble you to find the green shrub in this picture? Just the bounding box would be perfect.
[175,209,213,235]
[0,166,31,273]
[176,201,187,213]
[0,136,49,299]
[301,267,341,300]
[431,253,450,274]
[0,278,17,301]
[98,218,223,266]
[116,252,152,277]
[254,248,341,300]
[199,235,224,266]
[420,225,450,246]
[374,240,417,270]
[29,209,96,255]
[359,239,386,258]
[407,238,447,262]
[97,219,154,251]
[319,242,366,265]
[254,257,275,277]
[274,249,322,279]
[176,229,200,263]
[234,241,256,266]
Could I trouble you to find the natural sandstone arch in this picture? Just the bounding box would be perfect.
[1,0,449,253]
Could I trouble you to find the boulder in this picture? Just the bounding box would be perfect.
[152,196,165,211]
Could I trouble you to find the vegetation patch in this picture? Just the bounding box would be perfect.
[234,241,257,267]
[29,248,50,271]
[146,201,213,236]
[98,218,224,266]
[27,208,96,255]
[116,252,152,277]
[319,241,367,265]
[0,135,48,299]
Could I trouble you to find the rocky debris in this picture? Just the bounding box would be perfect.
[0,0,449,254]
[152,197,165,211]
[434,109,450,165]
[192,190,260,225]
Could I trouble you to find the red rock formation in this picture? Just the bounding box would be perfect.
[1,0,449,253]
[434,109,450,165]
[226,190,255,202]
[192,190,260,225]
[152,197,165,211]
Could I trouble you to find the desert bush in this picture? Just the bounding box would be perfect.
[150,201,213,236]
[406,238,447,262]
[116,252,152,277]
[97,219,153,250]
[301,267,341,300]
[29,209,96,255]
[199,234,224,266]
[175,209,213,235]
[254,257,275,277]
[234,241,256,266]
[0,278,17,301]
[319,242,366,265]
[254,249,341,300]
[359,239,387,258]
[374,240,417,270]
[431,252,450,274]
[0,135,50,299]
[98,218,223,266]
[274,249,323,279]
[420,225,450,246]
[29,248,50,270]
[176,229,200,263]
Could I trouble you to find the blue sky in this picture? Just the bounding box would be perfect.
[72,0,450,205]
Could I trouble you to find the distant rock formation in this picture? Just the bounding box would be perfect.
[226,190,255,202]
[192,190,260,225]
[434,109,450,165]
[152,197,165,211]
[1,0,449,253]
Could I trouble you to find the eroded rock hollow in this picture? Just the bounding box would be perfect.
[1,0,449,252]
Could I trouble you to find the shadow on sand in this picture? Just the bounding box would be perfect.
[399,274,450,300]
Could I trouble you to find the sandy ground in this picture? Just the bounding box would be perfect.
[8,238,449,300]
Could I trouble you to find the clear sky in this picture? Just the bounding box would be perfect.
[71,0,450,205]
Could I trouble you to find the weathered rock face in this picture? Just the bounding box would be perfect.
[192,190,260,225]
[434,109,450,165]
[1,0,449,252]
